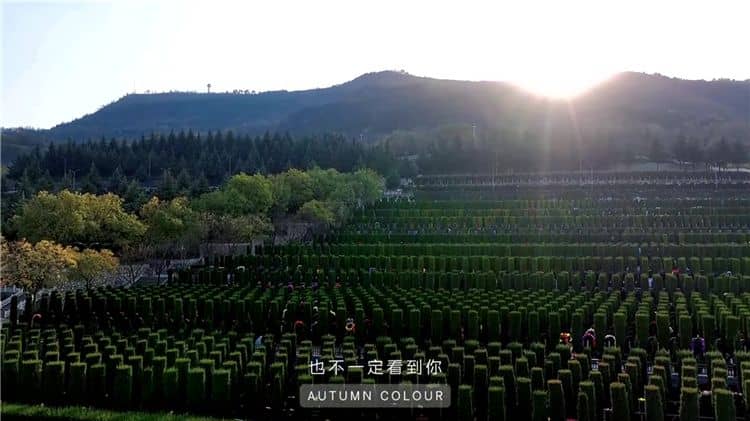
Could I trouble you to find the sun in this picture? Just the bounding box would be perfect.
[510,69,615,99]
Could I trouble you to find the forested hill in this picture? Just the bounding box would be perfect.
[49,70,467,140]
[15,71,750,139]
[2,71,749,164]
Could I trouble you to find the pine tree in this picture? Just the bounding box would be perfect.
[158,170,178,200]
[81,162,103,193]
[122,179,147,212]
[109,166,128,195]
[191,172,211,196]
[176,168,192,196]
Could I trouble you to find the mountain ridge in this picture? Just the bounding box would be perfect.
[2,70,749,164]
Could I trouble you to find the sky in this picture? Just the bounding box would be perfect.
[2,0,750,129]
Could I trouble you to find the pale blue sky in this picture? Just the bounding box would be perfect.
[3,0,749,129]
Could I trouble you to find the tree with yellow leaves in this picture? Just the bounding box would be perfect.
[69,248,119,289]
[10,190,145,249]
[1,237,78,299]
[1,236,119,294]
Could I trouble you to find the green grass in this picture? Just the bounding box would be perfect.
[0,403,225,421]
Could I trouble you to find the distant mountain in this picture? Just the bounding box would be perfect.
[2,71,749,164]
[43,70,542,139]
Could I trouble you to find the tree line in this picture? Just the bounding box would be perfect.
[1,168,385,296]
[382,125,748,174]
[3,130,403,199]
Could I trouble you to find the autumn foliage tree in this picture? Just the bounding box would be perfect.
[1,238,78,296]
[137,196,201,281]
[2,237,120,294]
[68,248,118,289]
[10,190,145,248]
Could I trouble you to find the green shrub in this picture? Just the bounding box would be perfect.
[589,370,604,409]
[635,313,650,346]
[463,355,476,386]
[554,345,570,370]
[347,365,363,384]
[186,349,199,367]
[679,314,692,349]
[508,342,523,360]
[152,356,167,398]
[499,365,516,409]
[575,353,590,379]
[141,367,155,405]
[624,362,640,398]
[66,352,81,364]
[20,359,42,402]
[593,312,607,350]
[175,357,191,401]
[42,361,65,403]
[568,359,582,390]
[713,388,736,421]
[683,376,698,388]
[430,309,443,342]
[702,315,716,347]
[489,375,503,388]
[645,384,664,421]
[186,368,206,409]
[655,312,669,350]
[509,311,522,341]
[548,379,565,421]
[617,373,635,410]
[113,364,133,408]
[23,350,39,361]
[488,385,506,421]
[515,357,530,378]
[613,312,626,349]
[610,382,630,421]
[209,350,222,367]
[244,372,260,408]
[488,310,501,342]
[577,392,590,421]
[517,377,532,415]
[558,369,574,417]
[163,367,179,403]
[409,309,421,338]
[2,359,19,400]
[532,389,547,421]
[126,355,143,403]
[580,380,596,421]
[649,374,666,405]
[467,310,479,340]
[211,368,231,406]
[679,387,699,421]
[458,384,473,421]
[531,366,545,390]
[88,363,106,402]
[166,348,179,367]
[726,315,740,352]
[548,312,561,344]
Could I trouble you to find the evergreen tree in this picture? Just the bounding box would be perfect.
[158,170,179,200]
[122,179,147,213]
[176,168,192,196]
[109,166,129,195]
[80,162,103,193]
[191,172,211,196]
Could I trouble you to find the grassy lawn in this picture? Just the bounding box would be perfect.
[0,403,225,421]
